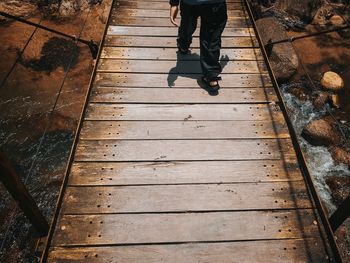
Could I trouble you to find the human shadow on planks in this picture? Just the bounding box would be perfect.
[167,51,229,96]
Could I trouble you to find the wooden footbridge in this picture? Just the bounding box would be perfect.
[42,0,341,262]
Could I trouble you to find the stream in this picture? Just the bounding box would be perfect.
[281,82,350,213]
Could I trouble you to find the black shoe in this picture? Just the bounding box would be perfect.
[202,76,222,92]
[178,47,189,54]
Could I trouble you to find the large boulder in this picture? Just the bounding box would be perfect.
[331,147,350,166]
[301,118,341,146]
[274,0,322,22]
[329,15,345,27]
[320,71,344,92]
[0,0,37,21]
[256,17,299,82]
[326,175,350,205]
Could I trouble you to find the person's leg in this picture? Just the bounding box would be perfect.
[177,2,198,51]
[199,1,228,80]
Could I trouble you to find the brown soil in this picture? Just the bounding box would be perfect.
[0,1,112,262]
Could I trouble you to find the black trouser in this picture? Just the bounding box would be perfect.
[177,1,228,79]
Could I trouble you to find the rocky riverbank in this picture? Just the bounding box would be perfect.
[253,0,350,260]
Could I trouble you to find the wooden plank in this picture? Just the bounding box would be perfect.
[94,73,272,88]
[75,139,296,162]
[115,0,241,2]
[113,1,243,10]
[107,26,255,37]
[127,0,241,1]
[101,47,263,60]
[111,8,246,18]
[53,210,319,246]
[80,120,288,140]
[68,160,303,186]
[85,104,282,121]
[109,16,250,28]
[48,238,330,263]
[97,60,267,74]
[116,0,241,2]
[104,36,259,48]
[90,87,276,103]
[61,181,311,214]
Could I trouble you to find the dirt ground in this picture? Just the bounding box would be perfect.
[0,1,112,262]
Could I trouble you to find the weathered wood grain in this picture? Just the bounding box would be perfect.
[104,36,259,48]
[75,139,296,162]
[90,87,276,103]
[101,47,263,60]
[97,60,267,73]
[53,210,319,246]
[46,1,333,260]
[85,103,282,121]
[48,238,329,263]
[113,1,243,10]
[80,120,288,140]
[94,73,272,88]
[68,160,302,186]
[109,16,250,27]
[111,8,246,18]
[61,181,311,214]
[107,26,255,37]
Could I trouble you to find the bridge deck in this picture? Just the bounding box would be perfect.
[46,0,333,262]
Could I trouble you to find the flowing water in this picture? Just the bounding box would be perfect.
[281,83,350,213]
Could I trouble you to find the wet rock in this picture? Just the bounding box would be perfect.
[58,0,76,17]
[330,94,341,109]
[274,0,322,22]
[312,5,333,26]
[321,71,344,92]
[331,147,350,166]
[329,15,345,27]
[302,118,341,146]
[256,17,299,82]
[312,92,330,109]
[38,0,101,18]
[335,222,350,263]
[326,175,350,205]
[289,86,309,101]
[0,0,37,21]
[58,0,101,17]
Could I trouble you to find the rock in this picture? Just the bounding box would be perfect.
[312,92,330,109]
[58,0,77,17]
[331,147,350,166]
[326,175,350,205]
[329,15,345,27]
[311,5,333,26]
[0,0,37,21]
[289,86,309,101]
[256,17,299,82]
[47,0,98,18]
[321,71,344,92]
[274,0,322,22]
[330,94,341,108]
[302,118,341,146]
